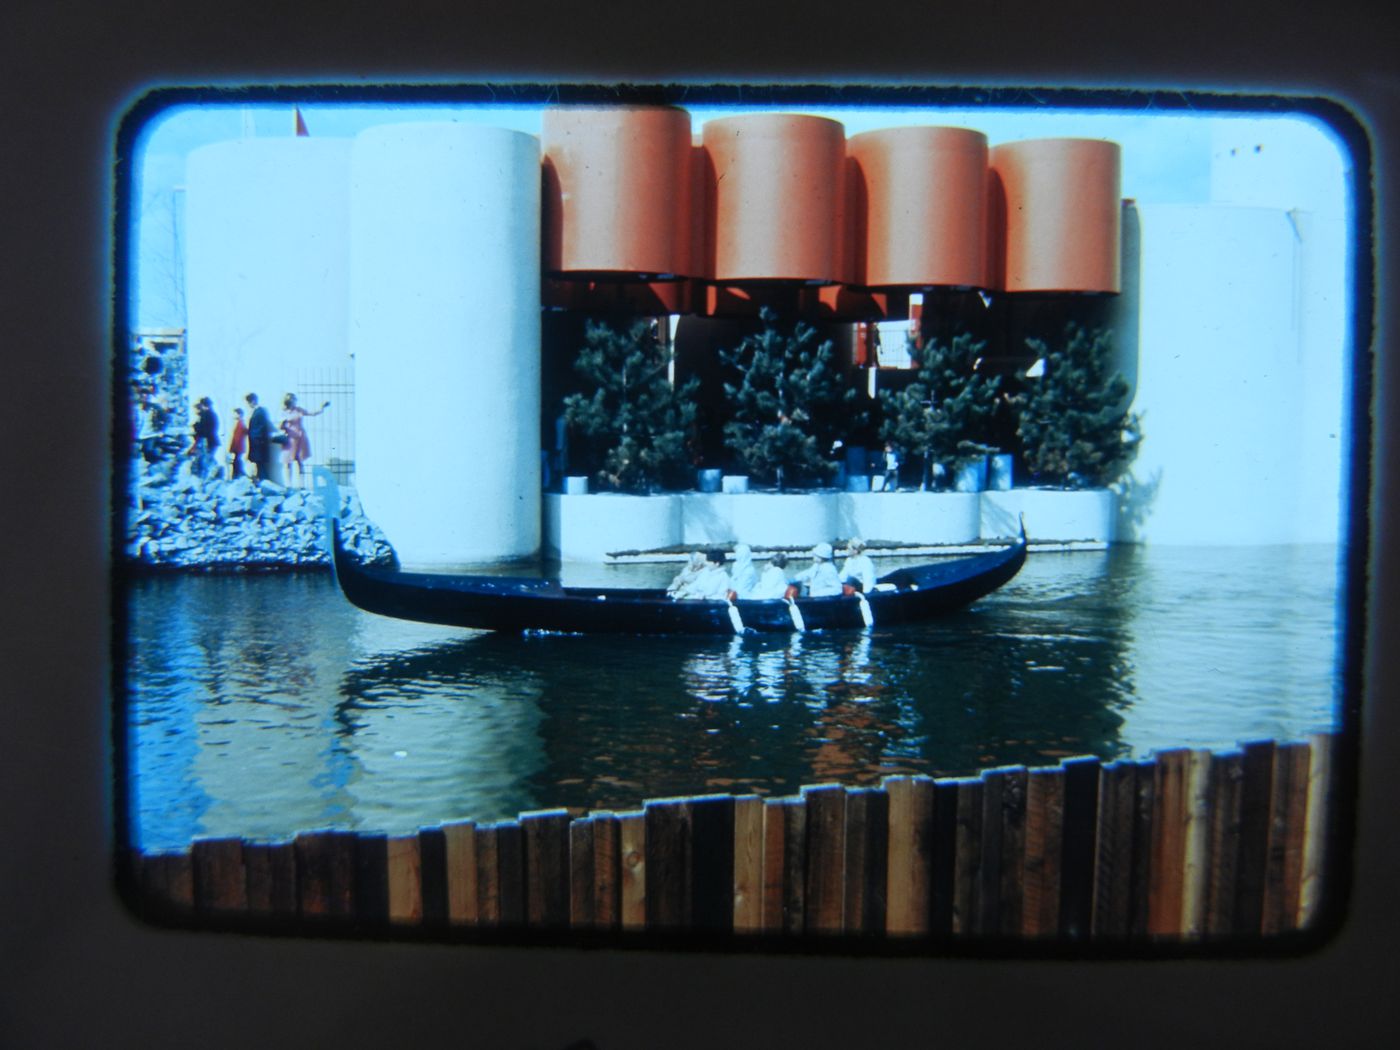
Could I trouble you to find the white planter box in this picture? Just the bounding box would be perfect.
[679,491,837,547]
[544,492,681,561]
[981,487,1117,543]
[838,491,982,545]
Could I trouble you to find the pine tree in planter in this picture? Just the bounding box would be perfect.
[1017,323,1142,487]
[562,319,699,493]
[878,331,1002,489]
[719,308,859,490]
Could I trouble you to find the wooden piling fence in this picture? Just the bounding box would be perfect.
[131,732,1341,945]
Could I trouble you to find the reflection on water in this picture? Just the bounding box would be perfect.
[123,545,1343,850]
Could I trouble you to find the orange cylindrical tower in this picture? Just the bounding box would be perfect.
[700,113,847,283]
[988,138,1122,293]
[847,126,989,288]
[541,105,696,278]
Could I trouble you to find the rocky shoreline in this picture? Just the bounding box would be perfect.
[124,458,393,571]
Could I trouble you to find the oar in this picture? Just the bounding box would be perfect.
[856,591,874,628]
[787,597,806,633]
[727,597,745,635]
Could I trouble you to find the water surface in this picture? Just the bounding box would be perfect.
[124,545,1343,851]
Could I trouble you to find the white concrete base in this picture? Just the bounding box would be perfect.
[838,491,982,545]
[545,488,1119,562]
[680,492,836,547]
[981,487,1117,543]
[544,493,681,560]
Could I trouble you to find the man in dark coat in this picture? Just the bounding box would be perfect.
[245,392,272,480]
[190,396,219,478]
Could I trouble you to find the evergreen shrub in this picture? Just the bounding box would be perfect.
[562,319,699,493]
[1017,323,1142,487]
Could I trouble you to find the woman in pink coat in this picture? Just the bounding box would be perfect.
[280,393,329,486]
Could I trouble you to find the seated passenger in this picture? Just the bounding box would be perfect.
[676,548,732,601]
[841,537,877,594]
[795,542,843,597]
[666,551,706,598]
[750,552,791,600]
[730,543,759,598]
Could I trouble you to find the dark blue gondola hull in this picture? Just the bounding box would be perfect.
[330,521,1028,635]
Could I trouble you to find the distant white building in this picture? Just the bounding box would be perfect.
[169,107,1352,562]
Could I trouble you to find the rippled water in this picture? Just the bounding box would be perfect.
[122,545,1345,851]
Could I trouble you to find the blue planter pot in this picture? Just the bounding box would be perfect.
[697,468,722,493]
[989,454,1014,491]
[954,456,988,493]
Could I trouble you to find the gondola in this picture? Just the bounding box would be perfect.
[326,501,1028,636]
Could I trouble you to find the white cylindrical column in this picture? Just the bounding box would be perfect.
[350,123,541,566]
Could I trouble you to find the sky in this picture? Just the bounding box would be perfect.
[125,95,1350,332]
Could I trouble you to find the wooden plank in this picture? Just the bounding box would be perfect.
[352,834,388,923]
[1262,742,1311,934]
[928,779,958,936]
[387,834,423,925]
[1233,740,1275,936]
[952,778,983,936]
[781,799,807,935]
[1298,733,1334,930]
[802,786,846,935]
[884,776,934,936]
[592,814,621,930]
[191,838,247,915]
[618,812,646,931]
[1059,757,1101,939]
[644,799,692,931]
[441,821,478,925]
[1022,767,1064,937]
[570,818,595,929]
[760,800,786,933]
[1091,761,1136,939]
[419,828,448,927]
[976,773,1004,936]
[243,842,297,917]
[496,821,526,927]
[844,787,889,936]
[1180,750,1214,938]
[522,810,571,929]
[732,797,765,934]
[691,795,736,934]
[996,768,1029,938]
[1148,749,1190,936]
[143,851,194,915]
[1128,759,1155,937]
[474,824,501,927]
[1205,751,1244,937]
[295,831,355,919]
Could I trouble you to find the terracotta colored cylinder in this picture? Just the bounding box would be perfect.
[988,138,1121,293]
[701,113,847,283]
[848,126,989,288]
[542,106,696,278]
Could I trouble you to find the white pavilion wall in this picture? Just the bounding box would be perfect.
[184,139,353,451]
[1126,202,1333,545]
[349,123,541,566]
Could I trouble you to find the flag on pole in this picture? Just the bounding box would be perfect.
[294,107,309,137]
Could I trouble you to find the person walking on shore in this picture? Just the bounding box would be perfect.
[245,393,272,481]
[189,397,219,479]
[227,407,248,479]
[280,393,330,487]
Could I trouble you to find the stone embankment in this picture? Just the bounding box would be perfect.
[126,459,392,570]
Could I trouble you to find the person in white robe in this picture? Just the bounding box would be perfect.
[730,543,759,598]
[750,552,791,600]
[795,542,843,597]
[841,537,877,593]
